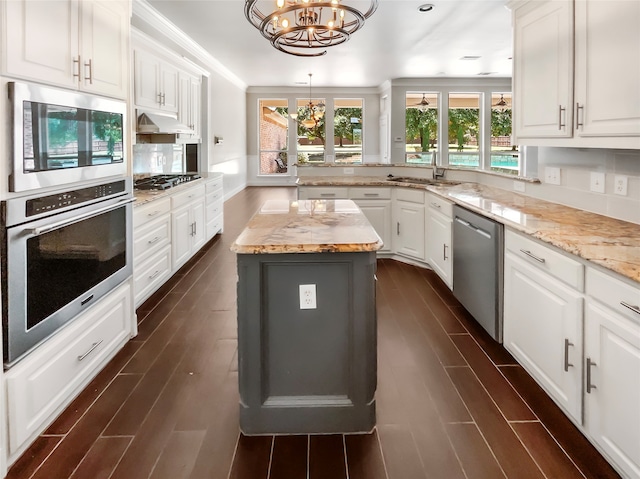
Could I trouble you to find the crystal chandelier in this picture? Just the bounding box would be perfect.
[291,73,325,129]
[244,0,379,57]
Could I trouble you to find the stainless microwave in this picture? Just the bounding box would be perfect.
[9,82,128,192]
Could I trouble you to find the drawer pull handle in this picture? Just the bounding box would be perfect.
[320,193,336,197]
[563,338,574,372]
[520,249,546,264]
[620,301,640,315]
[148,236,161,245]
[84,58,93,84]
[149,270,161,280]
[364,193,379,197]
[431,202,441,209]
[148,210,161,218]
[558,105,566,130]
[73,56,81,79]
[443,244,448,261]
[397,222,400,235]
[576,103,584,129]
[586,357,597,393]
[78,340,103,362]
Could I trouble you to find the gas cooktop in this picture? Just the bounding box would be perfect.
[134,173,202,190]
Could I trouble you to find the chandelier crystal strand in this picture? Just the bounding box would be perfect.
[245,0,378,57]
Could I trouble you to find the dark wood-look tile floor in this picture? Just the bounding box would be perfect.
[7,186,621,479]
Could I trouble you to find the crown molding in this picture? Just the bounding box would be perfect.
[132,0,247,91]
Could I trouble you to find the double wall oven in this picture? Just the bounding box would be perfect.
[2,82,133,367]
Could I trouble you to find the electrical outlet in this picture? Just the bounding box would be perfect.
[590,171,606,193]
[614,175,628,196]
[299,284,317,310]
[513,181,525,192]
[344,167,354,175]
[544,167,561,185]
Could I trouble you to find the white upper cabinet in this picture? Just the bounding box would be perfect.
[134,49,179,113]
[178,72,202,140]
[574,0,640,138]
[510,0,640,149]
[512,0,574,139]
[3,0,129,99]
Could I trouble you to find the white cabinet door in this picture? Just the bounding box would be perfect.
[172,203,192,269]
[574,0,640,138]
[191,199,206,252]
[178,72,201,140]
[134,50,161,110]
[79,0,128,98]
[4,0,80,88]
[394,201,425,260]
[512,0,574,138]
[503,251,583,422]
[584,300,640,479]
[426,208,452,288]
[160,62,179,113]
[354,200,391,253]
[189,75,201,138]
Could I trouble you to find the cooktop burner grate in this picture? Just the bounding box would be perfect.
[134,173,201,190]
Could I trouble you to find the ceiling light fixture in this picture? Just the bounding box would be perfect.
[415,93,430,112]
[244,0,379,57]
[291,73,325,129]
[494,94,509,108]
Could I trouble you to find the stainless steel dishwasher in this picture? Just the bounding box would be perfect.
[452,205,504,342]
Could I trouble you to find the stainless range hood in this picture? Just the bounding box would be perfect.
[137,112,193,135]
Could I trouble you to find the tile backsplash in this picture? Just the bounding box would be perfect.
[133,144,185,175]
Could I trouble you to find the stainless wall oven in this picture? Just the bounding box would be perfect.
[9,81,127,192]
[1,179,133,367]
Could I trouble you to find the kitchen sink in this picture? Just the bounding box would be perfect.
[386,176,462,186]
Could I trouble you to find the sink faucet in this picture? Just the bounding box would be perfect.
[431,151,445,180]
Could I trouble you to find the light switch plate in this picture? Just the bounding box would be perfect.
[590,171,606,193]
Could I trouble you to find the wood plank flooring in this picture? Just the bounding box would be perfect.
[7,186,621,479]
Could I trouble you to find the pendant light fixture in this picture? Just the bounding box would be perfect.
[494,94,508,108]
[415,93,430,112]
[292,73,325,129]
[245,0,379,57]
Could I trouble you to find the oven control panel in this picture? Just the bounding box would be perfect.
[26,180,126,217]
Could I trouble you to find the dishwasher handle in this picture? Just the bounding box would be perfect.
[454,216,492,239]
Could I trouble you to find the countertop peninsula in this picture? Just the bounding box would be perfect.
[230,199,383,254]
[297,176,640,284]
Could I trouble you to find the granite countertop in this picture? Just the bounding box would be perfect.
[230,199,384,254]
[133,172,222,206]
[297,176,640,283]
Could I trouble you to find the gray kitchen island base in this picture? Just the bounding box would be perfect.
[236,251,377,435]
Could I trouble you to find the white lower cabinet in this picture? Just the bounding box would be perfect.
[350,188,391,253]
[5,281,132,459]
[504,246,583,422]
[393,189,425,261]
[172,185,206,270]
[584,268,640,479]
[205,177,224,240]
[425,194,453,288]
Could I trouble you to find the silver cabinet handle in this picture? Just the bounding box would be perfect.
[193,221,197,236]
[161,93,166,106]
[443,244,448,261]
[431,202,441,209]
[84,58,93,84]
[363,193,379,197]
[73,56,81,79]
[576,103,584,129]
[558,105,566,130]
[320,193,336,197]
[620,301,640,315]
[148,236,160,245]
[563,339,574,372]
[157,93,163,105]
[586,357,597,393]
[149,270,160,280]
[147,210,161,218]
[519,249,546,264]
[78,340,103,361]
[397,222,400,235]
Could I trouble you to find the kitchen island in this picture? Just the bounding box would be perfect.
[231,199,382,435]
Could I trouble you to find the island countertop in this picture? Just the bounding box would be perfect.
[230,199,384,254]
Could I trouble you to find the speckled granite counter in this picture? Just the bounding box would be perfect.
[230,199,383,254]
[297,176,640,283]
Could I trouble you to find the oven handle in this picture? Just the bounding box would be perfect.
[26,197,135,236]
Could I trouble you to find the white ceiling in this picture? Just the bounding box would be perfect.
[145,0,514,88]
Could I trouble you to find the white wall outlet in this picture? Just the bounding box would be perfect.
[299,284,317,310]
[513,181,525,192]
[590,171,606,193]
[614,175,628,196]
[344,167,354,175]
[544,167,561,185]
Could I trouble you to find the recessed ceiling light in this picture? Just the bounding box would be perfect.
[460,56,481,61]
[418,3,434,12]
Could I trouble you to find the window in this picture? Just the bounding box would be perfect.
[334,99,363,164]
[259,99,288,175]
[490,92,518,175]
[405,93,439,164]
[296,97,325,164]
[448,93,480,168]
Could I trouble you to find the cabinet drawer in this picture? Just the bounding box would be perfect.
[206,199,223,221]
[587,267,640,324]
[506,230,584,291]
[171,184,205,209]
[134,214,170,262]
[134,245,172,306]
[298,186,349,199]
[207,214,223,238]
[395,188,425,204]
[348,187,391,200]
[133,197,171,228]
[206,189,224,206]
[426,193,453,218]
[206,177,223,193]
[6,282,131,455]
